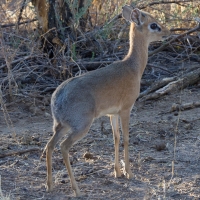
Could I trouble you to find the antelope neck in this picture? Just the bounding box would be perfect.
[124,23,149,79]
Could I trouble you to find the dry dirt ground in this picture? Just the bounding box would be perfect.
[0,87,200,200]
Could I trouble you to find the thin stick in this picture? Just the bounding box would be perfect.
[171,63,184,182]
[0,148,41,158]
[138,0,194,10]
[0,19,37,28]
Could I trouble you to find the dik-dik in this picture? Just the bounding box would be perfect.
[43,5,170,197]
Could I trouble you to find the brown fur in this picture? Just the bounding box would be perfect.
[42,5,170,197]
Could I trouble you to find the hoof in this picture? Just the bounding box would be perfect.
[114,169,122,178]
[127,171,134,179]
[123,169,133,179]
[46,183,53,192]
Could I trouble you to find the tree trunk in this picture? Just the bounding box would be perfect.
[31,0,90,57]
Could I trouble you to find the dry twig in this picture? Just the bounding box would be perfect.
[0,148,41,158]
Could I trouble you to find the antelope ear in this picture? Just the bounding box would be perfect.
[130,8,144,26]
[122,5,134,22]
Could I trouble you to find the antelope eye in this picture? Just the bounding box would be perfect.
[150,23,158,30]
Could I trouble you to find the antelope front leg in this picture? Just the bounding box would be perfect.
[120,110,133,179]
[110,115,122,177]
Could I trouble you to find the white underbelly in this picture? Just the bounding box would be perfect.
[97,106,120,117]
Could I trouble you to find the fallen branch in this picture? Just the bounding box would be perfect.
[140,67,200,101]
[0,147,41,158]
[139,77,177,98]
[171,101,200,112]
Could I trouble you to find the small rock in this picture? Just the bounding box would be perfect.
[62,174,68,178]
[155,143,166,151]
[60,180,66,184]
[22,187,28,192]
[83,152,94,160]
[174,112,179,116]
[32,136,40,142]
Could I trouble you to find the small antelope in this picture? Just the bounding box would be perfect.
[43,5,170,197]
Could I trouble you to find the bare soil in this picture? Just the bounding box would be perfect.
[0,88,200,200]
